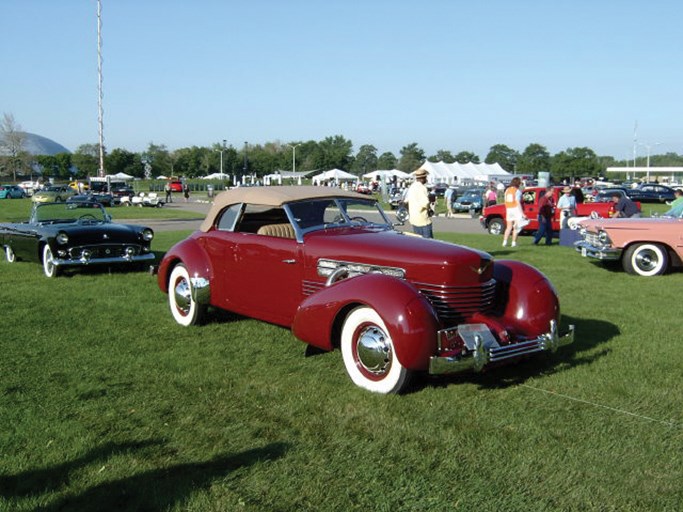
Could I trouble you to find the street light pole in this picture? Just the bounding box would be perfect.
[639,142,662,182]
[286,143,301,174]
[243,141,248,183]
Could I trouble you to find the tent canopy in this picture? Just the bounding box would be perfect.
[311,168,358,183]
[415,161,510,184]
[362,169,411,180]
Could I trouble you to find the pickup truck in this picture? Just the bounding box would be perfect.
[479,186,620,235]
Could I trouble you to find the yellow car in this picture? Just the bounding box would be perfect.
[32,185,77,203]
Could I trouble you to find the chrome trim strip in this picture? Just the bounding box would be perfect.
[428,321,575,375]
[51,252,156,267]
[574,241,621,261]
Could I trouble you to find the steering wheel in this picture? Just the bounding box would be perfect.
[78,214,97,223]
[349,216,368,223]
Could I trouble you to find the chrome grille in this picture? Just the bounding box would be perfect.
[67,244,141,259]
[416,279,496,324]
[583,232,601,246]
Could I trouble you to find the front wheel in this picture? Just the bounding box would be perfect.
[623,243,669,276]
[487,217,505,235]
[168,264,206,326]
[5,245,16,263]
[42,245,59,278]
[340,306,410,394]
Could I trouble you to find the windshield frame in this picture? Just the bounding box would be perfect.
[31,202,110,225]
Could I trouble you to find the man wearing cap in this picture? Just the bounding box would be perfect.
[405,168,433,238]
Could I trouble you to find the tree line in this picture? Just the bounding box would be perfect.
[3,114,683,182]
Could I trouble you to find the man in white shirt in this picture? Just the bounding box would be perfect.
[405,169,433,238]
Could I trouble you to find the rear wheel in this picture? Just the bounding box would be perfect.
[5,245,16,263]
[487,217,505,235]
[340,306,410,394]
[623,243,668,276]
[42,245,59,278]
[168,264,206,326]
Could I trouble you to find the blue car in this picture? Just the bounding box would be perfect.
[0,185,26,199]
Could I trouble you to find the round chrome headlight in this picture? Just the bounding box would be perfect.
[142,228,154,241]
[56,232,69,245]
[598,231,609,243]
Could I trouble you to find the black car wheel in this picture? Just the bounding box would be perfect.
[623,243,669,277]
[168,264,206,326]
[487,218,505,235]
[5,245,16,263]
[42,245,59,278]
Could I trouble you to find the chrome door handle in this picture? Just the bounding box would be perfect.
[282,259,296,264]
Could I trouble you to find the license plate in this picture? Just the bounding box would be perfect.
[581,247,587,257]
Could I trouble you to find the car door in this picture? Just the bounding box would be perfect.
[224,232,303,326]
[520,189,540,231]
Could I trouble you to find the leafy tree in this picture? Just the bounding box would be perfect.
[142,143,172,177]
[428,150,455,163]
[454,151,480,164]
[485,144,519,173]
[377,152,397,170]
[72,144,101,177]
[317,135,354,172]
[107,148,144,178]
[550,147,600,181]
[34,153,73,180]
[352,144,378,175]
[517,143,550,176]
[0,113,28,180]
[398,143,425,172]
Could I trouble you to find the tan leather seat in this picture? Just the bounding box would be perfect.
[257,223,296,239]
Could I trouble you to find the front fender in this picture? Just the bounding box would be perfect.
[292,274,440,371]
[157,237,214,300]
[488,260,560,338]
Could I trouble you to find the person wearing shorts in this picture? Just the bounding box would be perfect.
[502,177,524,247]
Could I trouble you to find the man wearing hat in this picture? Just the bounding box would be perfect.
[404,168,433,238]
[557,186,577,229]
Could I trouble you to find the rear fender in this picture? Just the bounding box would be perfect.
[292,274,440,370]
[157,239,213,301]
[489,260,560,338]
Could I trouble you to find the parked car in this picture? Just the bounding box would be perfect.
[355,182,372,195]
[595,185,675,204]
[169,180,183,192]
[0,184,26,199]
[120,192,164,207]
[1,202,155,278]
[156,186,574,394]
[452,188,485,214]
[67,193,116,207]
[480,186,619,235]
[429,182,449,197]
[575,212,683,276]
[32,185,76,203]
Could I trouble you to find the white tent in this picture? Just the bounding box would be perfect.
[414,161,511,184]
[202,172,230,180]
[109,172,133,180]
[311,168,357,183]
[362,169,411,180]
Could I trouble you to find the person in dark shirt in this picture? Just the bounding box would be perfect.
[533,186,555,245]
[611,192,641,218]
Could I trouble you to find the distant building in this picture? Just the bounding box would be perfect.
[0,132,71,156]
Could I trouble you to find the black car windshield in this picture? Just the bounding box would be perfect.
[33,203,108,224]
[286,197,392,234]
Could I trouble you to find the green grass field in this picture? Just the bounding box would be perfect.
[1,199,681,511]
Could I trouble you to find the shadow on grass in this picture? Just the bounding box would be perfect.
[418,314,620,392]
[2,441,289,512]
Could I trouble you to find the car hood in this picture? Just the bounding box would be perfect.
[579,217,681,232]
[303,228,494,285]
[49,223,145,244]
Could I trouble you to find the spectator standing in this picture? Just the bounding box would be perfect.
[165,181,172,203]
[405,169,433,238]
[183,183,190,202]
[444,186,455,217]
[557,186,577,228]
[502,177,524,247]
[485,186,498,207]
[611,192,641,218]
[533,186,555,245]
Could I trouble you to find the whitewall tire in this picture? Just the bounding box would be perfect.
[623,243,668,277]
[42,245,58,278]
[168,264,205,326]
[340,306,410,394]
[5,245,16,263]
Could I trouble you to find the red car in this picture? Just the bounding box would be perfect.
[156,186,574,393]
[169,180,183,192]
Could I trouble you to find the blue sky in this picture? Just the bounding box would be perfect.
[2,0,682,161]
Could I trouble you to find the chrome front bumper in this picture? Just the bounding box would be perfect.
[53,252,156,267]
[574,240,621,261]
[429,320,575,375]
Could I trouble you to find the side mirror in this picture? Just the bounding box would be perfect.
[395,206,409,224]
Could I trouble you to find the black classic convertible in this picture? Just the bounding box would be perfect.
[1,202,155,277]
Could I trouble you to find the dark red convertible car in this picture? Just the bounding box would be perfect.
[157,186,574,393]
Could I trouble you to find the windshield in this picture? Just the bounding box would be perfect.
[286,197,392,234]
[32,203,109,225]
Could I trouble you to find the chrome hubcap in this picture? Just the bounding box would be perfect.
[635,250,658,271]
[173,278,192,314]
[356,326,391,375]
